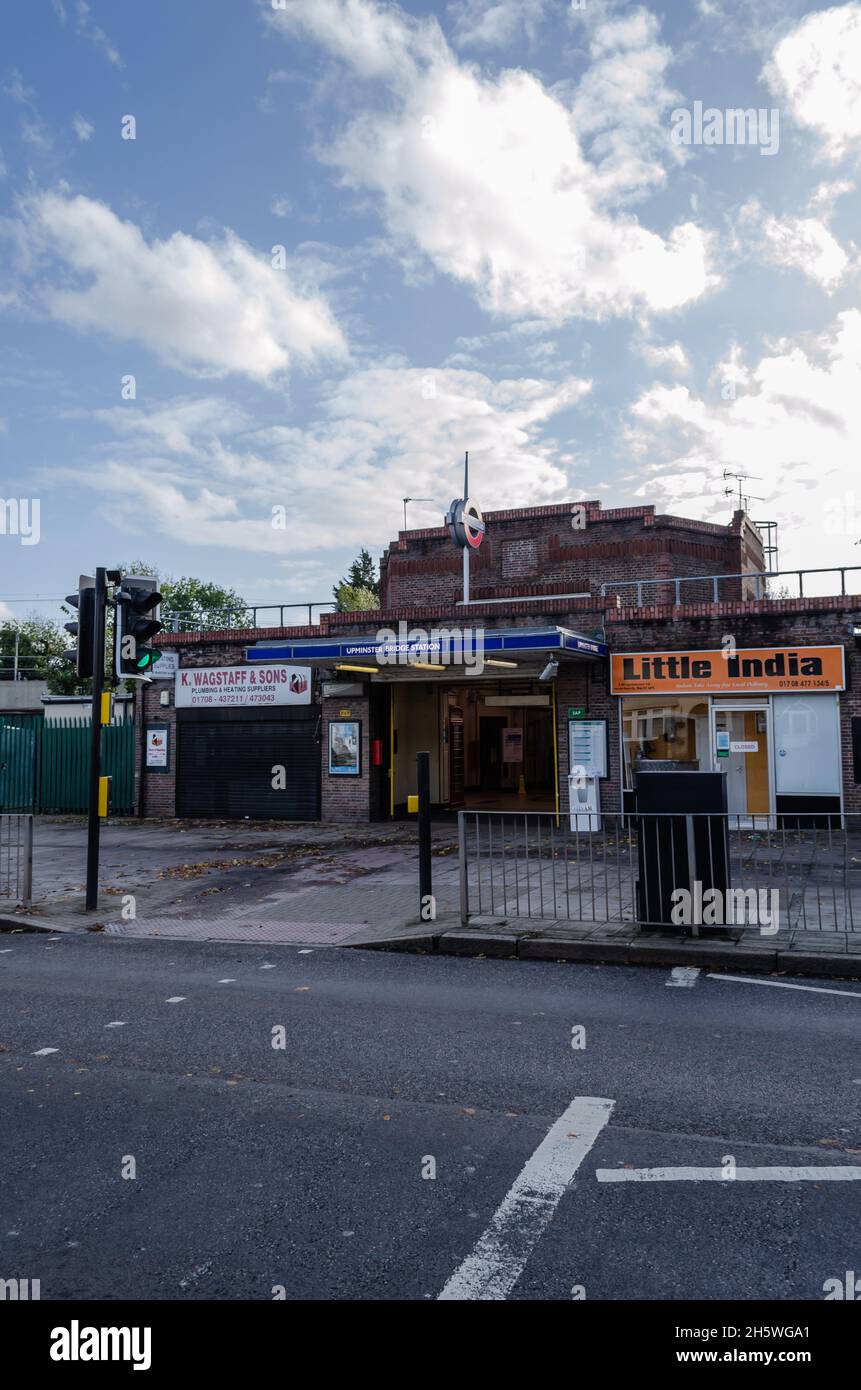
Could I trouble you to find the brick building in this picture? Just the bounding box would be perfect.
[135,500,860,826]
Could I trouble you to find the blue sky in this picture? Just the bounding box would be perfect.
[1,0,860,625]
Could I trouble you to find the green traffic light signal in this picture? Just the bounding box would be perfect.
[115,576,164,681]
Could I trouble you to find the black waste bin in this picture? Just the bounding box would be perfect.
[634,770,731,932]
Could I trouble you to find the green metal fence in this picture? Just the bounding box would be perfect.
[0,715,135,814]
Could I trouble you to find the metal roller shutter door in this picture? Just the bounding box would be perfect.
[177,716,320,820]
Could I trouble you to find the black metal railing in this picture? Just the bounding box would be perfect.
[0,813,33,905]
[162,602,336,632]
[458,810,860,938]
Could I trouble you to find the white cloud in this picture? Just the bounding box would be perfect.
[271,196,292,217]
[765,3,861,161]
[637,340,690,372]
[86,396,250,456]
[56,366,591,555]
[267,0,715,323]
[568,8,683,203]
[76,0,122,67]
[7,192,348,382]
[738,196,855,292]
[72,114,94,142]
[624,310,861,567]
[760,214,851,292]
[447,0,550,49]
[264,0,445,80]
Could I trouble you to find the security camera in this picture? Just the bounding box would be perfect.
[539,658,559,682]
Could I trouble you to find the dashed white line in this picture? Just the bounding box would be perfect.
[438,1096,615,1301]
[104,1021,127,1028]
[666,967,700,988]
[708,974,861,999]
[165,997,186,1004]
[217,979,236,984]
[298,949,314,955]
[33,1048,59,1056]
[597,1165,861,1183]
[259,963,276,970]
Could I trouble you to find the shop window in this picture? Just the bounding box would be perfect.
[773,695,840,796]
[621,698,710,789]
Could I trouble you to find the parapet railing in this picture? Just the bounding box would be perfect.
[162,602,336,632]
[599,566,861,608]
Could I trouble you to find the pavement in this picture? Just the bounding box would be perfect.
[1,932,859,1300]
[3,818,860,981]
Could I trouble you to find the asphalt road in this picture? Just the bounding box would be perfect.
[1,934,859,1301]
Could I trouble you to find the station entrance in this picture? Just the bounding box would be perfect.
[389,678,557,816]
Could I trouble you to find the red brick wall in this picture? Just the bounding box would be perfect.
[321,695,370,823]
[379,503,764,609]
[139,567,858,822]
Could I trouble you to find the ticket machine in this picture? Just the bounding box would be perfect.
[568,719,607,831]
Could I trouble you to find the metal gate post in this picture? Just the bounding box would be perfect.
[21,814,33,907]
[686,814,698,938]
[417,750,432,918]
[458,810,469,925]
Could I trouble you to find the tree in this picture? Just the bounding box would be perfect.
[0,616,84,695]
[115,563,248,631]
[333,583,379,612]
[334,549,379,611]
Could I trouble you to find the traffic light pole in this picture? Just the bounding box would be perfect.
[85,567,107,910]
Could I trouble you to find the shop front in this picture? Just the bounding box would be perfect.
[245,624,606,821]
[612,646,846,822]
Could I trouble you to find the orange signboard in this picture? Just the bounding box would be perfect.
[611,645,845,695]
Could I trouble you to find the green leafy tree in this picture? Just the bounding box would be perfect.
[0,616,84,695]
[334,549,379,611]
[116,563,248,631]
[333,583,379,612]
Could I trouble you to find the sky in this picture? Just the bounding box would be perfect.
[1,0,860,625]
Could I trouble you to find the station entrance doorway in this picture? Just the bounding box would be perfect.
[390,680,557,815]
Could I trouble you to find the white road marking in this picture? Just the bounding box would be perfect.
[165,996,186,1004]
[298,949,314,955]
[666,967,700,988]
[33,1048,59,1056]
[0,949,12,954]
[259,963,276,970]
[438,1095,615,1301]
[708,974,861,999]
[217,979,236,984]
[597,1165,861,1183]
[104,1021,127,1028]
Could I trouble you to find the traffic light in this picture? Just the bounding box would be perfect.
[115,575,163,681]
[64,575,96,678]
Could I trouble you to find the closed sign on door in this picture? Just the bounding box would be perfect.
[730,740,758,753]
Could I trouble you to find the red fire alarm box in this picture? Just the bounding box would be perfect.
[371,739,383,766]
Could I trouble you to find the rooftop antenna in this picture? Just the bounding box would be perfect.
[402,497,434,530]
[722,469,763,511]
[462,451,469,602]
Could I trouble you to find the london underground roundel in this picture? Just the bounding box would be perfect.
[449,496,485,550]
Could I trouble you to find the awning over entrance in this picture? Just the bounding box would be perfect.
[245,625,607,669]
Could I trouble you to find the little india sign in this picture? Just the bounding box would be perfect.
[610,646,845,694]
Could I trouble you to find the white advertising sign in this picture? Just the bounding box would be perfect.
[145,726,169,768]
[175,665,311,708]
[150,650,179,680]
